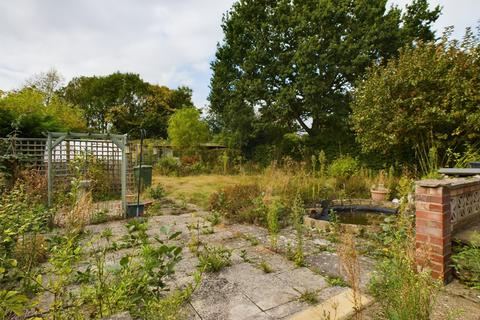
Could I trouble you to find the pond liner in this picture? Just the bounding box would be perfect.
[311,204,398,220]
[329,205,398,215]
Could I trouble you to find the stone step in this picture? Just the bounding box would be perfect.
[289,288,373,320]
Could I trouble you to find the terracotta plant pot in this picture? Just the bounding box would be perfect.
[371,188,388,202]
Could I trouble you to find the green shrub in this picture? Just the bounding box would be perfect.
[452,233,480,289]
[198,245,232,272]
[206,210,221,226]
[209,184,265,224]
[149,184,166,200]
[155,156,181,176]
[341,174,370,198]
[328,155,359,178]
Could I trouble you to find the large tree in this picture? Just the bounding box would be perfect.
[62,73,194,137]
[208,0,440,152]
[351,29,480,164]
[62,72,150,133]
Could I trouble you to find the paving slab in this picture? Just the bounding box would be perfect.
[220,263,299,311]
[289,288,373,320]
[265,300,310,319]
[191,276,263,320]
[275,267,328,293]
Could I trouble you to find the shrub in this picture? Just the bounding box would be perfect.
[198,245,232,272]
[155,156,181,176]
[341,174,370,198]
[452,233,480,289]
[149,184,166,200]
[209,184,265,224]
[328,155,359,178]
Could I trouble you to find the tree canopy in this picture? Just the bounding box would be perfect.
[351,29,480,164]
[167,108,210,150]
[0,87,86,137]
[62,72,194,137]
[208,0,440,153]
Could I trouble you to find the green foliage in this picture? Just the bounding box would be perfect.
[299,290,318,305]
[156,156,181,176]
[149,184,166,200]
[328,155,359,178]
[291,193,306,267]
[352,29,480,166]
[266,199,283,250]
[452,233,480,289]
[209,184,265,224]
[90,209,109,225]
[0,183,51,285]
[0,290,29,319]
[0,87,85,137]
[198,245,232,273]
[325,275,349,287]
[259,260,273,273]
[206,210,221,226]
[167,108,210,151]
[63,72,194,136]
[369,213,440,319]
[209,0,440,151]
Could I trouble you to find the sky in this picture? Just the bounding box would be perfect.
[0,0,479,109]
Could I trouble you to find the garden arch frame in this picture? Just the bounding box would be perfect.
[46,132,128,213]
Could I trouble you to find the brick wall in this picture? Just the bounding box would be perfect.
[415,177,480,282]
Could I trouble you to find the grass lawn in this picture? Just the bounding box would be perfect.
[152,173,258,208]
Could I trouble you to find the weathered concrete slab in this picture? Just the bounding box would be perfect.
[221,263,299,311]
[275,267,328,293]
[265,300,310,319]
[191,276,264,320]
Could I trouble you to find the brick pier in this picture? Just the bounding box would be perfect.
[415,177,480,282]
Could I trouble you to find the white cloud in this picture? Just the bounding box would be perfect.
[1,0,478,109]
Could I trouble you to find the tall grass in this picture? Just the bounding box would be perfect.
[369,212,440,319]
[338,233,362,319]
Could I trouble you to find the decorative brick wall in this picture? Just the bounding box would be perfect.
[415,177,480,282]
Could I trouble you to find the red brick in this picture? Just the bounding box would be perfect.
[415,194,448,203]
[428,203,449,212]
[427,187,444,195]
[416,186,428,195]
[416,225,443,238]
[416,210,447,222]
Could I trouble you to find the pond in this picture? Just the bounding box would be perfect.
[318,210,391,225]
[310,201,398,226]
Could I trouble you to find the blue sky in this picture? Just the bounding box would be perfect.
[0,0,478,109]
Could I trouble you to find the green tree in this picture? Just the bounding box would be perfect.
[62,73,194,137]
[351,28,480,165]
[167,108,210,150]
[208,0,440,153]
[139,85,194,138]
[0,88,85,137]
[62,72,150,133]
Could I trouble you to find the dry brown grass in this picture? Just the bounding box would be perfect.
[338,233,362,320]
[153,174,258,208]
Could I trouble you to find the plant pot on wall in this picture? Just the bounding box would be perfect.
[371,186,389,202]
